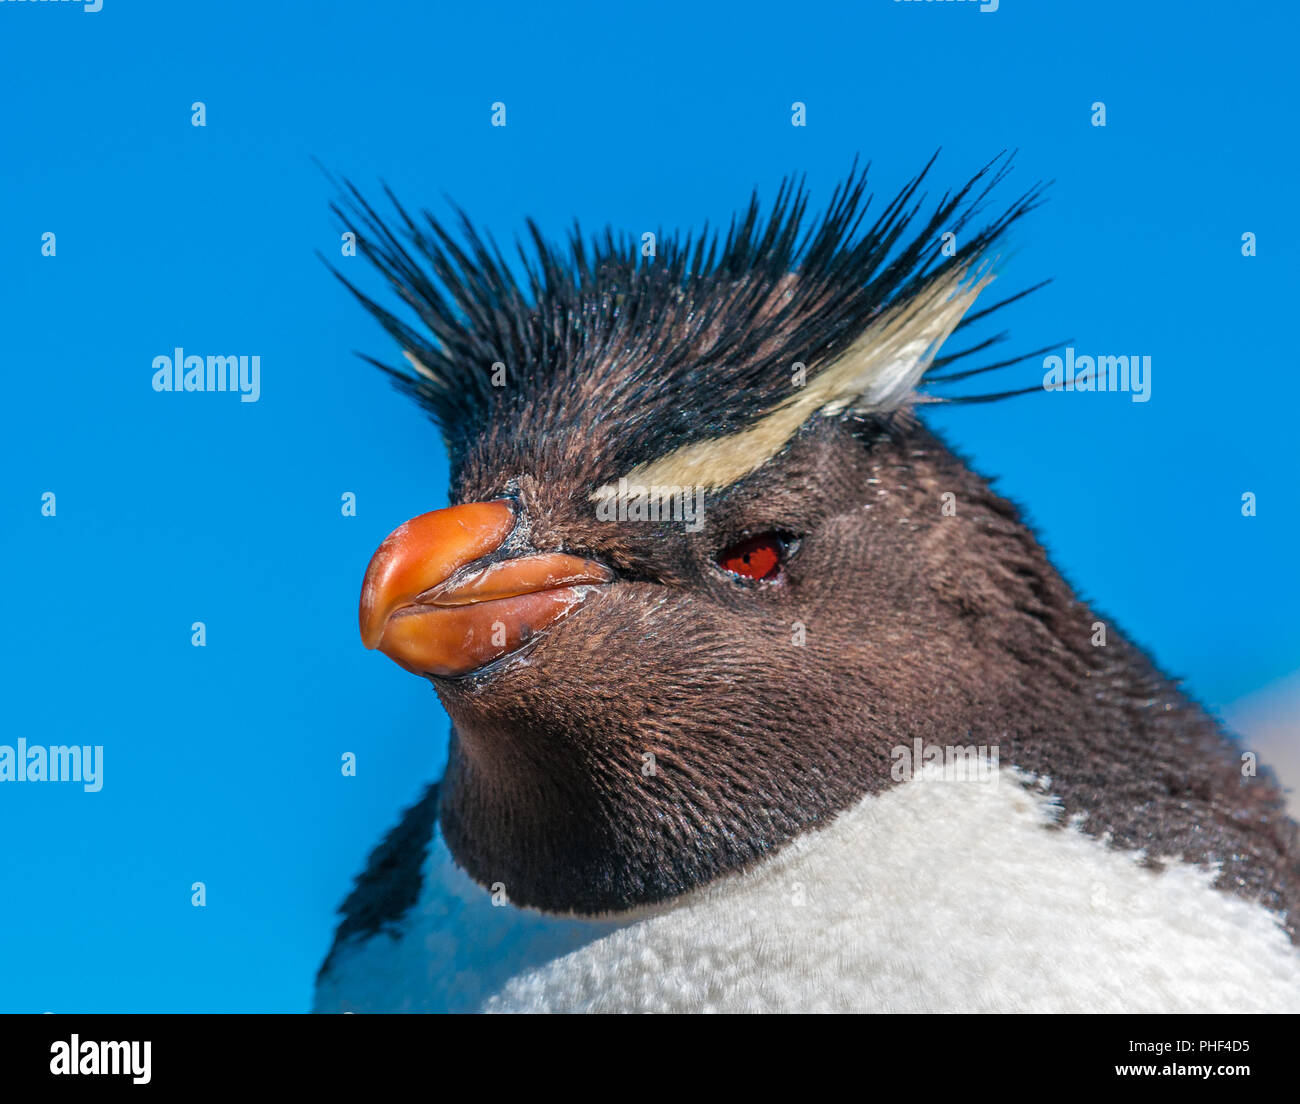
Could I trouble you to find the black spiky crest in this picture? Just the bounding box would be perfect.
[329,154,1047,482]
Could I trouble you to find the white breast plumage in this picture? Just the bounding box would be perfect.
[315,767,1300,1013]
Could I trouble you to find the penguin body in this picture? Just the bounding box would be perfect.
[317,766,1300,1013]
[323,160,1300,1013]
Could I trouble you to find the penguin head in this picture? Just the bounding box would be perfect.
[340,157,1049,913]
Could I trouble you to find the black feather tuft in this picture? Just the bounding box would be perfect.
[328,154,1047,479]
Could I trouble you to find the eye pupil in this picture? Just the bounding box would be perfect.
[717,534,784,582]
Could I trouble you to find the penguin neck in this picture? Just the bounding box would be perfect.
[969,563,1299,940]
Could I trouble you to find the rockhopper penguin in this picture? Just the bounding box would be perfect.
[315,157,1300,1013]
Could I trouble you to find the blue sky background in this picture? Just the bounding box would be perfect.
[1,0,1296,1011]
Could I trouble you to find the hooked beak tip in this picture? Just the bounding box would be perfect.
[358,500,517,653]
[357,499,611,679]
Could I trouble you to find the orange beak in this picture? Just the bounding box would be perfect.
[358,499,612,678]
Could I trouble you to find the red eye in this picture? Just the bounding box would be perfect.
[716,534,784,582]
